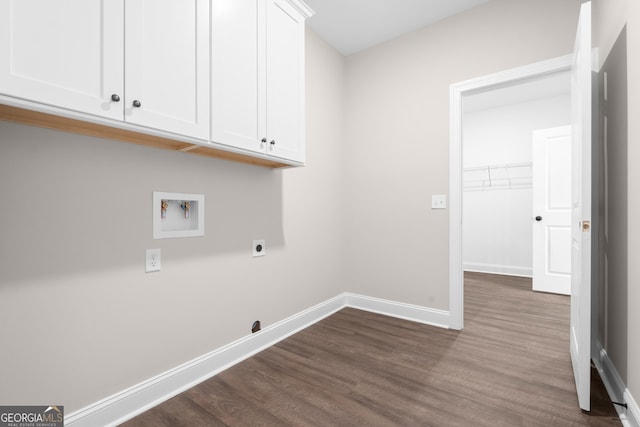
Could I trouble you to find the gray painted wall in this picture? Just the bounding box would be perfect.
[342,0,582,309]
[593,0,639,408]
[599,25,628,385]
[628,0,640,409]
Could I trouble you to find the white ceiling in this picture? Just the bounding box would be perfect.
[304,0,490,56]
[303,0,570,111]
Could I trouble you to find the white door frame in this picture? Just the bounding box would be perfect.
[449,55,572,330]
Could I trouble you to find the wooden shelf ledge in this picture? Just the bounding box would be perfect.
[0,104,293,169]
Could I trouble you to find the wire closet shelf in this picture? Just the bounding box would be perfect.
[463,162,532,191]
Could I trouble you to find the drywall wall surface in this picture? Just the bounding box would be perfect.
[342,0,583,309]
[593,0,640,408]
[462,95,571,277]
[600,26,628,384]
[0,29,345,413]
[593,0,628,69]
[624,0,640,408]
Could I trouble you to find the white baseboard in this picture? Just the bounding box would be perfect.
[65,294,346,427]
[344,293,450,329]
[463,262,532,278]
[65,293,451,426]
[624,390,640,427]
[596,345,640,427]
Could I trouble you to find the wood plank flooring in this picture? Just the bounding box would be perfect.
[122,273,620,426]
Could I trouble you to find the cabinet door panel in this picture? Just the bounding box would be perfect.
[0,0,123,120]
[125,0,209,139]
[211,0,263,153]
[265,0,305,162]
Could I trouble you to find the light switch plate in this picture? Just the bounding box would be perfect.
[431,195,447,209]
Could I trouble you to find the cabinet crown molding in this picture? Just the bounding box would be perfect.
[285,0,314,18]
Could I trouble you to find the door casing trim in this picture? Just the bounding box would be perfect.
[448,54,573,330]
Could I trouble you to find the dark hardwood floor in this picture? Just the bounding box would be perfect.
[122,272,620,426]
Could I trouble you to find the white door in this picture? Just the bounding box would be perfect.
[265,0,306,162]
[570,1,593,412]
[125,0,209,139]
[0,0,124,120]
[532,126,572,295]
[211,0,264,154]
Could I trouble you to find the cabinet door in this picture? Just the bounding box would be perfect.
[211,0,264,154]
[0,0,124,120]
[265,0,306,162]
[125,0,209,139]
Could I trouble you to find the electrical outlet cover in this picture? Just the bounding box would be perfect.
[146,248,161,272]
[252,240,265,257]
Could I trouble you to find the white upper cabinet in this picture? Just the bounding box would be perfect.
[211,0,312,163]
[0,0,311,167]
[265,0,307,162]
[0,0,209,140]
[211,0,262,153]
[125,0,209,139]
[0,0,124,121]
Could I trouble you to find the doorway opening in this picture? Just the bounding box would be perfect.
[449,55,572,330]
[462,72,571,293]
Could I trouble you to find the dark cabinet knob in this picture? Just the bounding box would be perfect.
[535,216,543,221]
[269,140,276,146]
[261,138,267,143]
[132,100,142,108]
[111,94,120,102]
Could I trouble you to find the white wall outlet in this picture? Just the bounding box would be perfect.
[253,240,265,257]
[146,248,161,273]
[432,195,447,209]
